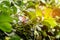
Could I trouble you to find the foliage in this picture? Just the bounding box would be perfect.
[0,0,60,40]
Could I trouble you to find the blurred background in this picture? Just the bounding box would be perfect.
[0,0,60,40]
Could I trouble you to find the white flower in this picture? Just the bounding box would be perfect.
[34,30,39,36]
[19,16,23,22]
[23,0,27,3]
[52,29,55,32]
[13,20,16,24]
[56,35,60,38]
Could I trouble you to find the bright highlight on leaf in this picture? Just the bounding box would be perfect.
[43,8,52,18]
[42,17,57,28]
[35,4,42,17]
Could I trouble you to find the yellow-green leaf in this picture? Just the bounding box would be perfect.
[35,4,42,17]
[43,17,57,28]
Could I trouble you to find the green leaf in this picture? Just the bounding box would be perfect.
[0,22,12,32]
[0,15,12,22]
[11,6,17,14]
[24,11,36,21]
[0,5,13,16]
[28,11,36,20]
[1,1,11,7]
[10,34,21,40]
[0,1,13,32]
[15,1,24,6]
[27,1,35,8]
